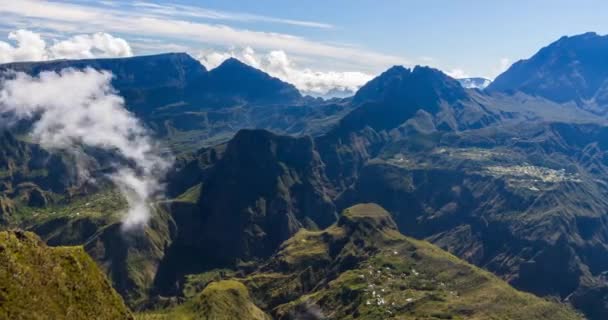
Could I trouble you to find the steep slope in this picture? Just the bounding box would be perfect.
[488,32,608,108]
[196,129,336,261]
[152,129,337,295]
[0,230,133,319]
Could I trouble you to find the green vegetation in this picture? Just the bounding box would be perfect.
[257,204,582,319]
[141,203,581,319]
[13,188,126,227]
[175,183,202,204]
[182,268,236,299]
[136,280,270,320]
[0,230,133,319]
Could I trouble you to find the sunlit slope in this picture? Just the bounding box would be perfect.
[0,230,133,319]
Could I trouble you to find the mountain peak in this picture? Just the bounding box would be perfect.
[488,32,608,105]
[205,58,302,105]
[383,65,409,75]
[338,203,399,234]
[353,64,466,105]
[214,57,253,71]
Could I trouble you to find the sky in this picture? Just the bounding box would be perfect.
[0,0,607,95]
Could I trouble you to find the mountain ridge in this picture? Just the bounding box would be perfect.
[488,32,608,109]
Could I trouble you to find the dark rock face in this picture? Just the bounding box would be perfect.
[488,32,608,107]
[24,187,48,207]
[0,131,76,207]
[197,129,336,261]
[152,129,337,295]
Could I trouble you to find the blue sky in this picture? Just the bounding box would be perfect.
[0,0,607,94]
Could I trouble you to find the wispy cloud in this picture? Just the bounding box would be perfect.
[446,68,469,79]
[0,0,405,71]
[0,68,171,228]
[129,1,334,29]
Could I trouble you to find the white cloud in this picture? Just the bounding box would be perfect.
[445,68,470,79]
[197,47,374,97]
[49,32,132,59]
[0,29,133,63]
[0,68,171,229]
[0,0,405,71]
[0,30,48,62]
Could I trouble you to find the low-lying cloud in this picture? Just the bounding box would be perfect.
[0,68,170,228]
[197,47,373,97]
[0,29,133,63]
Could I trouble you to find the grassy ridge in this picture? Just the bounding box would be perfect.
[0,230,133,319]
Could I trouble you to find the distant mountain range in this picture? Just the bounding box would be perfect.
[3,32,608,319]
[489,32,608,111]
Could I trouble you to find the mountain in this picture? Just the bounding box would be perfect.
[194,128,336,262]
[0,53,302,115]
[353,65,467,107]
[343,65,503,134]
[0,54,352,152]
[150,129,337,295]
[195,58,302,106]
[488,32,608,108]
[142,204,582,319]
[5,34,608,320]
[458,77,492,89]
[316,65,503,190]
[0,53,207,116]
[0,230,132,319]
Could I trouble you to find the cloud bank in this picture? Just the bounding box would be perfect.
[0,68,170,228]
[0,29,132,63]
[197,47,374,97]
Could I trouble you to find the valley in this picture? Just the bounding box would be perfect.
[2,31,608,320]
